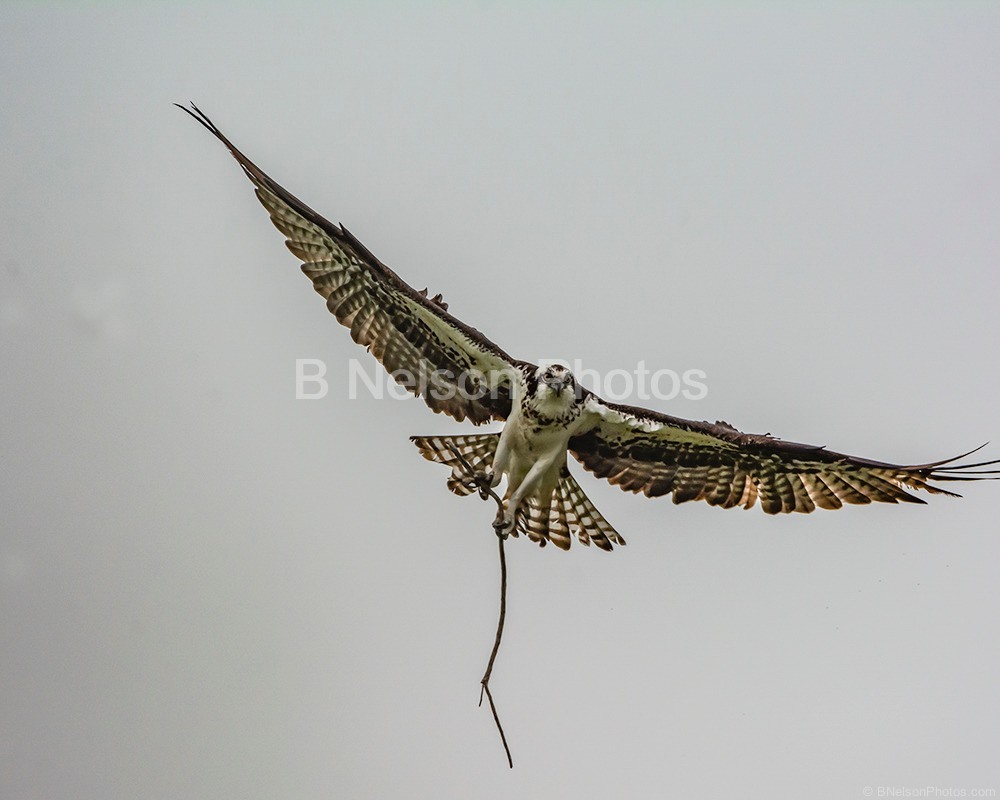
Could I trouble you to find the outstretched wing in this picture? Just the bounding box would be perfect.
[178,103,528,424]
[569,394,1000,514]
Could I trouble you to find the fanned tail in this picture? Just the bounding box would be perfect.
[514,469,626,552]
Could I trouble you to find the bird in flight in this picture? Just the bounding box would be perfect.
[178,103,999,551]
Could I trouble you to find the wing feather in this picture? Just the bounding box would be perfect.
[179,103,528,424]
[570,393,1000,515]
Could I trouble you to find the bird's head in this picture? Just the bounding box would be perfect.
[534,363,577,402]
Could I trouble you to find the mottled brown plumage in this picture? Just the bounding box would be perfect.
[569,399,998,514]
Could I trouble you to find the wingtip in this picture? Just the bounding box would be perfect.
[926,442,989,467]
[175,101,222,137]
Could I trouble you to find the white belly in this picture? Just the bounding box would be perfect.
[494,411,572,502]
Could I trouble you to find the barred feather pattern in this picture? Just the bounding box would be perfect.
[261,187,510,423]
[178,104,524,425]
[411,435,625,551]
[570,396,1000,515]
[572,437,1000,514]
[410,434,500,496]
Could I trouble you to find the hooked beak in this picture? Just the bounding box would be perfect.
[549,378,566,395]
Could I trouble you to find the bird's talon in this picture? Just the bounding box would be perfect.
[471,471,496,500]
[492,515,514,540]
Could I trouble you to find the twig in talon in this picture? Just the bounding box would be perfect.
[444,442,514,768]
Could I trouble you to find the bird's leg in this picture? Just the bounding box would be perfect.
[494,460,546,540]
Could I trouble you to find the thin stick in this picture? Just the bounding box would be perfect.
[479,532,512,768]
[445,444,514,769]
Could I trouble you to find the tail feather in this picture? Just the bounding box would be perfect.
[554,480,587,547]
[523,495,572,550]
[547,494,573,549]
[559,470,627,551]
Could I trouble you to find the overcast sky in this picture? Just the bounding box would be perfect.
[2,4,999,799]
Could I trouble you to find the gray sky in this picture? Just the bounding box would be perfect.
[2,4,999,798]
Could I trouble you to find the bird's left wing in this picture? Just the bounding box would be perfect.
[178,103,528,424]
[569,394,1000,513]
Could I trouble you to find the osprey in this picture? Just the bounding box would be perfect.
[179,104,999,551]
